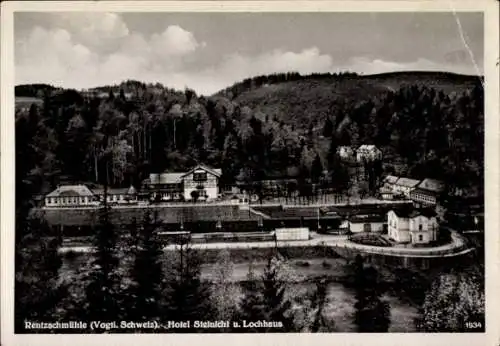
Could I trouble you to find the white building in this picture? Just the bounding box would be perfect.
[392,177,420,198]
[337,146,355,161]
[45,184,139,207]
[45,185,97,207]
[93,185,138,204]
[145,164,222,201]
[410,178,444,206]
[387,209,438,245]
[348,214,386,233]
[274,227,310,241]
[356,145,382,162]
[181,165,222,201]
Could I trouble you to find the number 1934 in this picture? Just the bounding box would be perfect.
[465,321,483,330]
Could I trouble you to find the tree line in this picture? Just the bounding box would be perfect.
[15,74,483,203]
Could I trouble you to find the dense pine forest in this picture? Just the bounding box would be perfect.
[16,71,484,199]
[14,71,485,333]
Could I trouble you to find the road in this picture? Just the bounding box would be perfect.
[59,231,472,259]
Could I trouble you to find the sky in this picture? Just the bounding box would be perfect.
[14,12,484,95]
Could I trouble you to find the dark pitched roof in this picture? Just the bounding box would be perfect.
[389,207,436,219]
[46,185,94,197]
[180,164,222,178]
[416,178,445,193]
[409,208,437,219]
[349,214,386,223]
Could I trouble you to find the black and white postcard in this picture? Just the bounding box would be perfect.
[1,1,499,346]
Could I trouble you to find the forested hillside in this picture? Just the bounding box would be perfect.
[15,71,484,200]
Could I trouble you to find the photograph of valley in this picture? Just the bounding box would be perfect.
[12,10,486,335]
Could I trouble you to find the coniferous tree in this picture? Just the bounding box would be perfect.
[125,210,165,322]
[15,216,66,332]
[260,257,296,332]
[237,262,267,332]
[309,278,335,332]
[164,243,213,330]
[352,255,391,332]
[210,249,238,326]
[81,184,124,325]
[418,272,485,332]
[311,153,323,184]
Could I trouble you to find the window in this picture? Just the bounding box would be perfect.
[193,172,207,182]
[418,235,423,241]
[419,224,423,231]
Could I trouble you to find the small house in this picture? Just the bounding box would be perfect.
[387,208,438,245]
[348,214,386,233]
[392,177,420,198]
[410,178,445,206]
[356,145,382,162]
[45,185,97,207]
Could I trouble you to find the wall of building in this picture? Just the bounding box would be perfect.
[349,221,385,233]
[183,169,219,200]
[275,228,310,241]
[410,230,433,244]
[184,186,218,201]
[45,196,94,207]
[388,211,410,242]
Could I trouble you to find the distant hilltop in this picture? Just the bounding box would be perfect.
[15,70,482,99]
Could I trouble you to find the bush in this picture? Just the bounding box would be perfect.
[295,260,310,267]
[322,261,332,268]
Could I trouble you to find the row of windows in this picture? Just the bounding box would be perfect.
[46,194,138,205]
[46,197,91,204]
[411,193,436,203]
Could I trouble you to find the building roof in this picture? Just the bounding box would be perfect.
[150,172,184,185]
[379,186,394,194]
[349,214,386,223]
[395,177,420,188]
[92,187,129,195]
[384,175,399,184]
[181,164,222,178]
[409,209,437,219]
[389,207,436,219]
[417,178,444,193]
[387,206,414,218]
[46,185,94,198]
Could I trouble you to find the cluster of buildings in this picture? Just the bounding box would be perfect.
[379,175,445,207]
[44,164,223,207]
[337,144,383,162]
[42,162,445,247]
[342,206,439,245]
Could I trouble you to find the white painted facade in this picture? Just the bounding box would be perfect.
[387,210,438,244]
[275,228,310,241]
[387,210,410,242]
[392,178,420,198]
[349,220,385,233]
[45,185,97,207]
[181,166,221,201]
[409,215,438,244]
[356,145,382,162]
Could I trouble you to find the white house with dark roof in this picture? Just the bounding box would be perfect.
[91,185,138,204]
[410,178,445,206]
[392,177,420,198]
[144,164,222,201]
[387,208,438,245]
[45,185,97,207]
[181,165,222,201]
[45,184,138,207]
[348,214,386,233]
[356,145,382,162]
[337,146,355,161]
